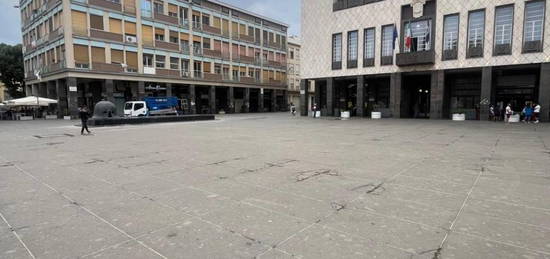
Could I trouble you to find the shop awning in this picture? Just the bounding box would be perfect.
[5,96,58,107]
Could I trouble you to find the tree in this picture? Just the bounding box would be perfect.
[0,43,25,98]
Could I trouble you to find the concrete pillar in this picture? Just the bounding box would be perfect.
[31,84,39,96]
[47,81,57,99]
[327,78,335,116]
[189,85,196,114]
[244,87,250,113]
[166,83,172,97]
[539,63,550,122]
[314,81,321,111]
[430,70,445,119]
[390,73,402,118]
[357,76,365,117]
[138,81,146,99]
[56,79,68,118]
[259,88,264,112]
[25,84,32,96]
[67,77,79,119]
[271,89,276,112]
[105,79,114,103]
[300,79,309,116]
[38,82,48,97]
[480,67,493,121]
[228,87,235,113]
[209,85,216,114]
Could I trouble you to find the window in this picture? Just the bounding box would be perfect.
[153,1,163,14]
[143,54,153,67]
[155,55,165,68]
[467,10,485,57]
[381,25,394,57]
[203,38,211,49]
[134,103,144,111]
[443,14,459,51]
[495,5,514,46]
[404,20,432,53]
[347,30,358,68]
[363,27,375,66]
[202,15,210,26]
[523,0,545,52]
[170,57,178,69]
[141,0,152,18]
[90,14,104,30]
[290,50,294,59]
[332,33,342,69]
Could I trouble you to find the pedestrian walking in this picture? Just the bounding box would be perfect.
[489,105,495,121]
[79,105,91,135]
[522,104,533,123]
[505,103,513,123]
[290,102,296,116]
[533,103,541,123]
[312,103,318,118]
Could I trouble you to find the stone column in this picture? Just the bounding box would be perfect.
[259,88,264,112]
[105,79,114,103]
[244,87,250,113]
[357,76,365,117]
[539,63,550,122]
[166,83,172,97]
[327,78,335,116]
[271,89,276,112]
[67,77,79,119]
[189,85,196,114]
[480,67,493,121]
[430,70,445,119]
[300,79,309,116]
[31,84,39,96]
[138,81,146,99]
[390,72,402,118]
[228,87,235,113]
[209,85,216,114]
[56,79,68,118]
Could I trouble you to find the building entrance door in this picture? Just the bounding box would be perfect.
[402,74,431,118]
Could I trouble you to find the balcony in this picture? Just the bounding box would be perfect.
[123,5,136,15]
[204,73,222,81]
[203,25,221,35]
[40,60,66,74]
[192,22,202,32]
[221,52,230,60]
[181,70,191,78]
[89,0,122,12]
[268,42,280,49]
[268,79,285,87]
[239,55,255,64]
[46,0,62,11]
[181,44,190,55]
[90,29,123,42]
[193,47,203,57]
[92,62,124,73]
[154,12,179,25]
[193,70,203,79]
[48,27,64,41]
[155,40,180,51]
[240,77,256,84]
[396,50,435,66]
[156,68,180,77]
[203,49,222,59]
[180,19,190,29]
[239,34,255,44]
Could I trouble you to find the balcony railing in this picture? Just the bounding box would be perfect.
[90,29,123,42]
[180,19,190,29]
[92,62,124,73]
[204,73,222,81]
[89,0,122,12]
[192,22,202,32]
[181,44,190,55]
[123,5,136,15]
[239,34,255,43]
[239,55,255,64]
[181,70,191,78]
[240,77,255,84]
[156,68,180,77]
[193,70,203,79]
[155,40,180,51]
[193,46,203,56]
[48,27,64,41]
[154,12,178,25]
[203,49,222,58]
[203,25,221,35]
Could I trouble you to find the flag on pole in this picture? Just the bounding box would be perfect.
[392,25,398,50]
[405,22,412,50]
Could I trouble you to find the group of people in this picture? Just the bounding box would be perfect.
[490,103,541,123]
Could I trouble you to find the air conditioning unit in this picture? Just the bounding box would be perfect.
[125,35,137,43]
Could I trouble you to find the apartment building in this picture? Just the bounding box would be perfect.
[287,36,300,109]
[301,0,550,121]
[21,0,289,117]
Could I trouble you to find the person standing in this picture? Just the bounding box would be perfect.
[79,105,91,135]
[312,103,318,118]
[522,104,533,123]
[290,102,296,116]
[505,103,513,123]
[489,105,495,121]
[533,103,541,124]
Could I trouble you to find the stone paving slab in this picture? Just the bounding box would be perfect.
[0,114,549,258]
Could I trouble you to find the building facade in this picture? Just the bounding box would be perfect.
[287,36,301,109]
[301,0,550,121]
[21,0,289,118]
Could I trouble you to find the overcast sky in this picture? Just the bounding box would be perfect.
[0,0,300,45]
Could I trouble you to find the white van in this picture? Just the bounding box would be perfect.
[124,101,147,117]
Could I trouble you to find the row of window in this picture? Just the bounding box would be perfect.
[331,0,547,69]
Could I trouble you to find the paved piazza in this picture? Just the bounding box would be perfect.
[0,114,549,259]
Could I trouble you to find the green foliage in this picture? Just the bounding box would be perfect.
[0,43,25,98]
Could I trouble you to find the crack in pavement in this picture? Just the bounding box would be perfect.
[241,159,298,174]
[295,169,338,182]
[207,157,244,166]
[351,183,385,195]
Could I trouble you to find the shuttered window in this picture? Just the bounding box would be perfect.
[213,17,221,28]
[111,49,124,64]
[262,70,269,82]
[142,25,153,45]
[193,35,201,42]
[123,0,135,12]
[126,51,138,69]
[231,22,238,35]
[203,62,211,73]
[90,14,104,30]
[180,33,189,41]
[239,24,246,35]
[222,19,229,34]
[91,47,105,63]
[168,4,178,17]
[124,21,136,35]
[71,11,87,35]
[110,18,122,34]
[73,44,89,64]
[214,40,221,50]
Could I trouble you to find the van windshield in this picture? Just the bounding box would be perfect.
[124,103,133,110]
